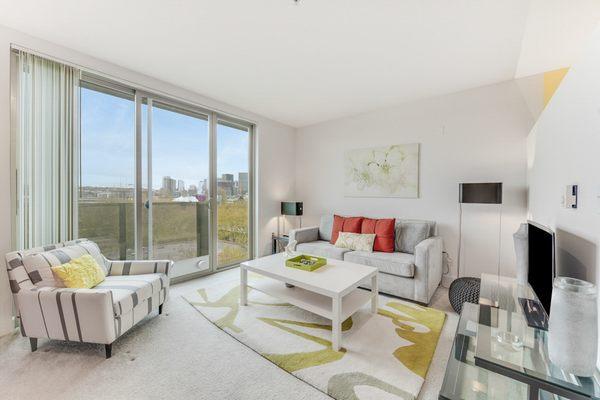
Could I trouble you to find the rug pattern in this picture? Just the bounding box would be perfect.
[184,278,446,400]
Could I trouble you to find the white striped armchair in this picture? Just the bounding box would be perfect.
[5,239,172,358]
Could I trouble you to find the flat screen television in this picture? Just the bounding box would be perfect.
[527,221,556,313]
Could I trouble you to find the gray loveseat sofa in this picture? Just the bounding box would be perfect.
[288,215,443,305]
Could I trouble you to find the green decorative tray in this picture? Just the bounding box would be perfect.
[285,254,327,272]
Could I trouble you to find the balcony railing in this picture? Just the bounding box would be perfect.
[79,199,249,267]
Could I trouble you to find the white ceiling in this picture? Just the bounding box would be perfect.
[0,0,599,127]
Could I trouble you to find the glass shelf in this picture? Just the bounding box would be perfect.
[439,302,529,400]
[475,273,600,400]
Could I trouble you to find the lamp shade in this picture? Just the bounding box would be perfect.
[281,201,303,216]
[459,182,502,204]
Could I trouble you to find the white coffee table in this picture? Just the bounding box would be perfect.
[240,253,378,351]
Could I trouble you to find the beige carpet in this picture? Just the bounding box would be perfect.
[0,268,458,400]
[184,276,446,400]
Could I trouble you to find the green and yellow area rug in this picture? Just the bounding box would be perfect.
[183,277,446,400]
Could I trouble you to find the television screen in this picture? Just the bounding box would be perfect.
[527,221,556,313]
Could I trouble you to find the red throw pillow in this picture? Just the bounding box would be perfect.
[343,216,364,233]
[362,218,396,252]
[330,215,365,244]
[331,215,345,244]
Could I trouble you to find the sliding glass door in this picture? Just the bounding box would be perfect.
[141,98,211,280]
[78,76,254,281]
[216,120,251,268]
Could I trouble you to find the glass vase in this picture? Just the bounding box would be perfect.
[548,276,598,377]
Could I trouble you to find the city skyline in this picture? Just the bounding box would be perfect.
[160,172,249,197]
[81,171,248,198]
[80,172,249,203]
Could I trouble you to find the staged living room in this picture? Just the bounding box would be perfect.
[2,2,600,400]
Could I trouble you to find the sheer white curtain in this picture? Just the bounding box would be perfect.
[14,51,79,249]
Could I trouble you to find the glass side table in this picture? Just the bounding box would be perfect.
[439,302,529,399]
[474,274,600,400]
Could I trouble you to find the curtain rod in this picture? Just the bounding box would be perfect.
[9,43,258,126]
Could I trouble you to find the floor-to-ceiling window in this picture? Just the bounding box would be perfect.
[78,83,135,260]
[76,72,254,281]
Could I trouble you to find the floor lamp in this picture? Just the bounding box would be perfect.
[457,182,503,278]
[450,182,503,314]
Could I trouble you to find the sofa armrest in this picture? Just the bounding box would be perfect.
[107,260,173,277]
[288,226,320,246]
[413,236,444,304]
[15,287,116,344]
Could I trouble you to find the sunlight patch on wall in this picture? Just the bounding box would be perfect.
[543,68,569,107]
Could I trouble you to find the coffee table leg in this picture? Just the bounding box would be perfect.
[371,274,379,314]
[332,296,341,351]
[240,265,248,306]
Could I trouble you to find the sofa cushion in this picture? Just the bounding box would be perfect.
[319,215,334,242]
[395,221,431,254]
[344,251,415,278]
[96,273,168,316]
[22,240,107,288]
[361,218,396,252]
[296,240,353,260]
[331,215,364,244]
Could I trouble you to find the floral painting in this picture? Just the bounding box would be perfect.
[344,144,420,198]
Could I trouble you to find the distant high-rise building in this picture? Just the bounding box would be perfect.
[239,172,248,194]
[162,176,176,194]
[222,173,234,182]
[177,179,185,192]
[216,174,235,197]
[188,184,198,195]
[217,179,234,197]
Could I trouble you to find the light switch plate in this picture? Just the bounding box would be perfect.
[565,185,578,209]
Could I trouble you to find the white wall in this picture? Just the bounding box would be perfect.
[0,25,296,336]
[528,27,600,305]
[295,81,534,283]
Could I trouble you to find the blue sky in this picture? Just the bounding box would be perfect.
[81,88,249,189]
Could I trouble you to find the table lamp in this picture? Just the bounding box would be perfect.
[279,201,303,236]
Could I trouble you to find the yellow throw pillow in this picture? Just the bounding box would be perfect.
[51,254,106,289]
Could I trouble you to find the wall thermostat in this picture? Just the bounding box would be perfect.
[565,185,578,209]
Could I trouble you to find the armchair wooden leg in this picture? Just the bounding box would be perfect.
[105,344,112,359]
[159,304,163,315]
[29,338,38,352]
